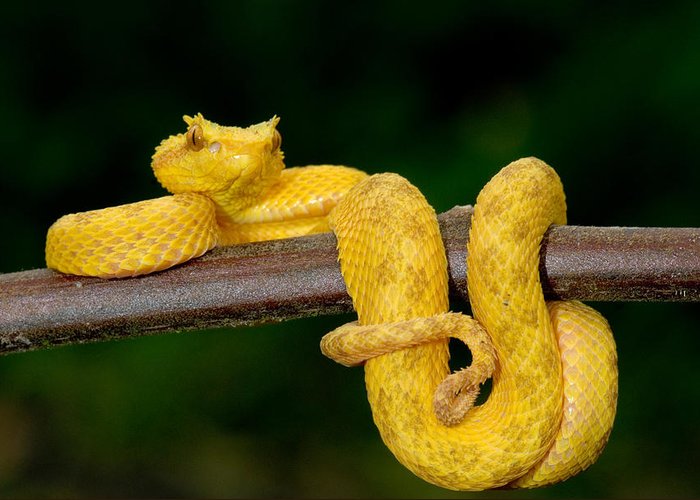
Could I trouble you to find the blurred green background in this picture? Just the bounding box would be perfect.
[1,1,699,497]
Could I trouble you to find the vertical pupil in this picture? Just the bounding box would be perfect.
[188,125,203,149]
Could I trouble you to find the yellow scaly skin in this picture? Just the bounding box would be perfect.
[322,159,618,490]
[45,114,367,278]
[46,115,618,490]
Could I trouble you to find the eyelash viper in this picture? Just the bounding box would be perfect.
[45,114,367,277]
[45,116,618,490]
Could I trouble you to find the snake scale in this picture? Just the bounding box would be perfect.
[45,115,618,490]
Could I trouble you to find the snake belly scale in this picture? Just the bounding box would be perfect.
[45,115,617,490]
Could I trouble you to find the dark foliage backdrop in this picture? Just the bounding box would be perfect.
[1,1,699,497]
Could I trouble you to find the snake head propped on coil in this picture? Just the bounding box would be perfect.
[151,113,285,211]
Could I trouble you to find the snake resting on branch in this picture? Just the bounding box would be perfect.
[46,114,618,490]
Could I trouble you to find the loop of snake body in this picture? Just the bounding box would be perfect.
[322,162,618,489]
[45,116,618,490]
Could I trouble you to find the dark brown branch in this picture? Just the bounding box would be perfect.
[1,206,699,355]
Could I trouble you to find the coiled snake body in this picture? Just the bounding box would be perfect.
[322,162,617,489]
[46,116,618,490]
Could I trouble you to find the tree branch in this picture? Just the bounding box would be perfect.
[2,206,699,355]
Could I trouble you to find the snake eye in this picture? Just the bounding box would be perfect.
[271,130,282,152]
[186,124,205,151]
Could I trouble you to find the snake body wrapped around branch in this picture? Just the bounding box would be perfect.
[45,116,618,490]
[322,161,618,489]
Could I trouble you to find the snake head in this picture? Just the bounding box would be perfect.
[151,113,284,207]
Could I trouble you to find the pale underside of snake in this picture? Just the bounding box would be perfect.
[45,115,618,490]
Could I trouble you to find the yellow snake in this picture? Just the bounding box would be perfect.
[46,114,367,277]
[321,162,618,489]
[45,116,618,490]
